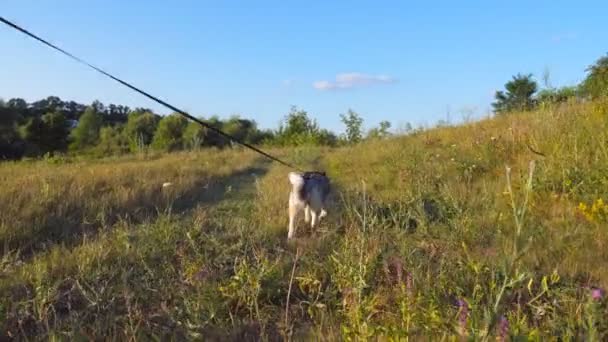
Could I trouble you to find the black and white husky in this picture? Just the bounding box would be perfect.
[287,171,331,239]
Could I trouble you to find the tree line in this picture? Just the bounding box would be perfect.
[3,52,605,160]
[492,53,608,113]
[0,96,391,160]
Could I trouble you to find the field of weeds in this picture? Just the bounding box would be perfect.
[2,100,608,340]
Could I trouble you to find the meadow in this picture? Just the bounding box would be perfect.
[1,99,608,340]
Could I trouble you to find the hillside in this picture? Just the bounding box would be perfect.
[1,99,608,340]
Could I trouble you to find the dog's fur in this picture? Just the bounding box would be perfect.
[287,171,330,239]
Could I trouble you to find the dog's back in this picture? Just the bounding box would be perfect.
[302,172,330,204]
[289,171,330,204]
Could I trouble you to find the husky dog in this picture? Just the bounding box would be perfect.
[288,171,331,239]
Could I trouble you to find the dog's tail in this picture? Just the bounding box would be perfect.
[288,172,305,189]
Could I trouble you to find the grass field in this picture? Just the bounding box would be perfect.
[2,99,608,340]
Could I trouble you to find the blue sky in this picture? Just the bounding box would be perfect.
[2,1,607,132]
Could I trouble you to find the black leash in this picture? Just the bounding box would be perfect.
[0,16,303,172]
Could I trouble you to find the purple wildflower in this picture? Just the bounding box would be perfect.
[591,287,605,301]
[497,315,509,341]
[457,299,468,334]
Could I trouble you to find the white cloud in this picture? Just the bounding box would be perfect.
[313,72,397,90]
[551,32,577,43]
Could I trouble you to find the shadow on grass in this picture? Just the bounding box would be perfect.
[1,158,270,259]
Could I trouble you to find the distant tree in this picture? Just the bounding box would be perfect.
[537,86,579,104]
[255,129,276,145]
[63,100,87,120]
[6,98,27,111]
[315,128,338,146]
[184,116,279,149]
[183,119,207,149]
[340,109,363,144]
[402,122,413,134]
[69,107,103,150]
[151,114,188,151]
[367,120,392,139]
[436,119,449,127]
[379,121,391,134]
[492,73,538,113]
[90,100,105,114]
[41,112,69,152]
[20,116,46,155]
[222,116,263,146]
[97,125,129,156]
[286,106,319,134]
[132,107,155,114]
[581,53,608,99]
[30,96,64,117]
[203,116,228,148]
[104,104,131,125]
[6,98,28,122]
[125,111,160,152]
[274,106,330,146]
[223,116,249,142]
[0,102,24,159]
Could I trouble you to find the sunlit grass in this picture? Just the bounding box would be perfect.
[1,99,608,339]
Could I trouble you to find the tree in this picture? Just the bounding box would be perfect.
[20,116,46,156]
[315,129,338,146]
[90,100,105,114]
[6,98,27,111]
[41,112,69,152]
[379,121,391,134]
[125,111,160,152]
[203,116,229,148]
[63,101,87,120]
[283,106,319,135]
[30,96,64,117]
[274,106,326,146]
[340,109,363,144]
[492,73,538,113]
[105,104,131,125]
[97,125,129,156]
[69,107,103,150]
[581,53,608,99]
[272,106,339,146]
[0,102,24,159]
[6,98,28,122]
[151,114,188,151]
[183,120,207,149]
[537,86,579,104]
[254,129,275,145]
[367,120,392,139]
[402,122,413,134]
[223,116,261,145]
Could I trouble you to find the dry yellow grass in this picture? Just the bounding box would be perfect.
[0,150,260,253]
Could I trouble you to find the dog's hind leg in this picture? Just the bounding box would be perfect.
[310,210,318,228]
[288,203,298,239]
[304,205,311,223]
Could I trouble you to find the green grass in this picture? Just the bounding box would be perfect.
[2,99,608,340]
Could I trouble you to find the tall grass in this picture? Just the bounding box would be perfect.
[1,99,608,340]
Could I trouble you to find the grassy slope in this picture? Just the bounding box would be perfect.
[1,99,608,340]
